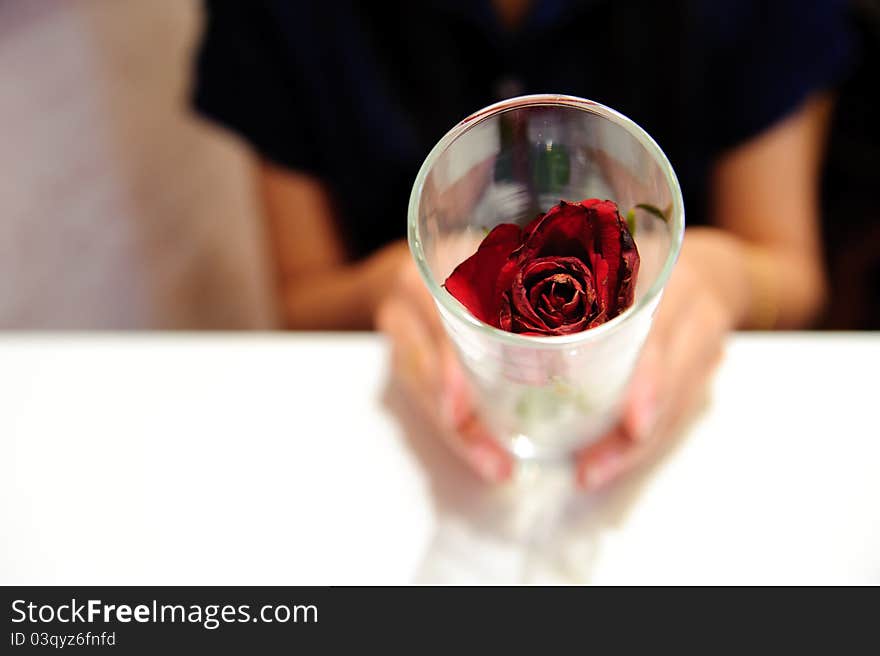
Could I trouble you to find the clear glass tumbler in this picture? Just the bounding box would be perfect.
[408,94,684,467]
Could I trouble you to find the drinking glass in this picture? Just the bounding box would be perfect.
[408,95,684,580]
[409,94,683,461]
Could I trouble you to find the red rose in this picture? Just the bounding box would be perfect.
[444,199,640,336]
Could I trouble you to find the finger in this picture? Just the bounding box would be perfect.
[377,296,441,408]
[436,336,513,482]
[614,281,690,443]
[384,280,469,428]
[658,349,720,439]
[399,258,447,343]
[437,338,471,428]
[620,337,662,444]
[397,261,498,445]
[444,414,513,483]
[379,294,512,483]
[575,427,639,490]
[620,280,704,444]
[573,337,662,490]
[651,304,725,440]
[576,302,721,490]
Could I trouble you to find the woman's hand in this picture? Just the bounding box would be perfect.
[375,245,514,483]
[574,231,739,490]
[377,230,743,489]
[571,93,835,490]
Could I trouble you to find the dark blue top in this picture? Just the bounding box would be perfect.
[194,0,854,257]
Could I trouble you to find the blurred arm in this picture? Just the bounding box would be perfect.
[699,93,834,329]
[259,160,406,329]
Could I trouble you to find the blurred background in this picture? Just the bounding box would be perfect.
[0,1,276,329]
[0,0,877,330]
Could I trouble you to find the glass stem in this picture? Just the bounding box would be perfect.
[513,459,582,583]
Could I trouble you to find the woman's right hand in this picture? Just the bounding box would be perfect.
[375,244,513,483]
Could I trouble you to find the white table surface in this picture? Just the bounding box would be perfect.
[2,333,879,585]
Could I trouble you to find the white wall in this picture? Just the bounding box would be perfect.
[0,0,277,328]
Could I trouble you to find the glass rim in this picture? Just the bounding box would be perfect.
[407,93,685,348]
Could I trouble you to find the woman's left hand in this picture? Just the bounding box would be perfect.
[575,230,740,490]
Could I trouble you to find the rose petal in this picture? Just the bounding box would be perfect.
[590,253,610,317]
[615,223,640,315]
[512,314,552,334]
[521,211,546,242]
[528,278,552,309]
[495,202,589,303]
[561,291,583,318]
[552,316,589,334]
[444,223,522,326]
[450,199,639,335]
[537,305,564,328]
[518,201,594,262]
[517,199,635,321]
[521,258,567,283]
[586,200,625,316]
[509,256,599,336]
[510,268,553,333]
[499,293,513,331]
